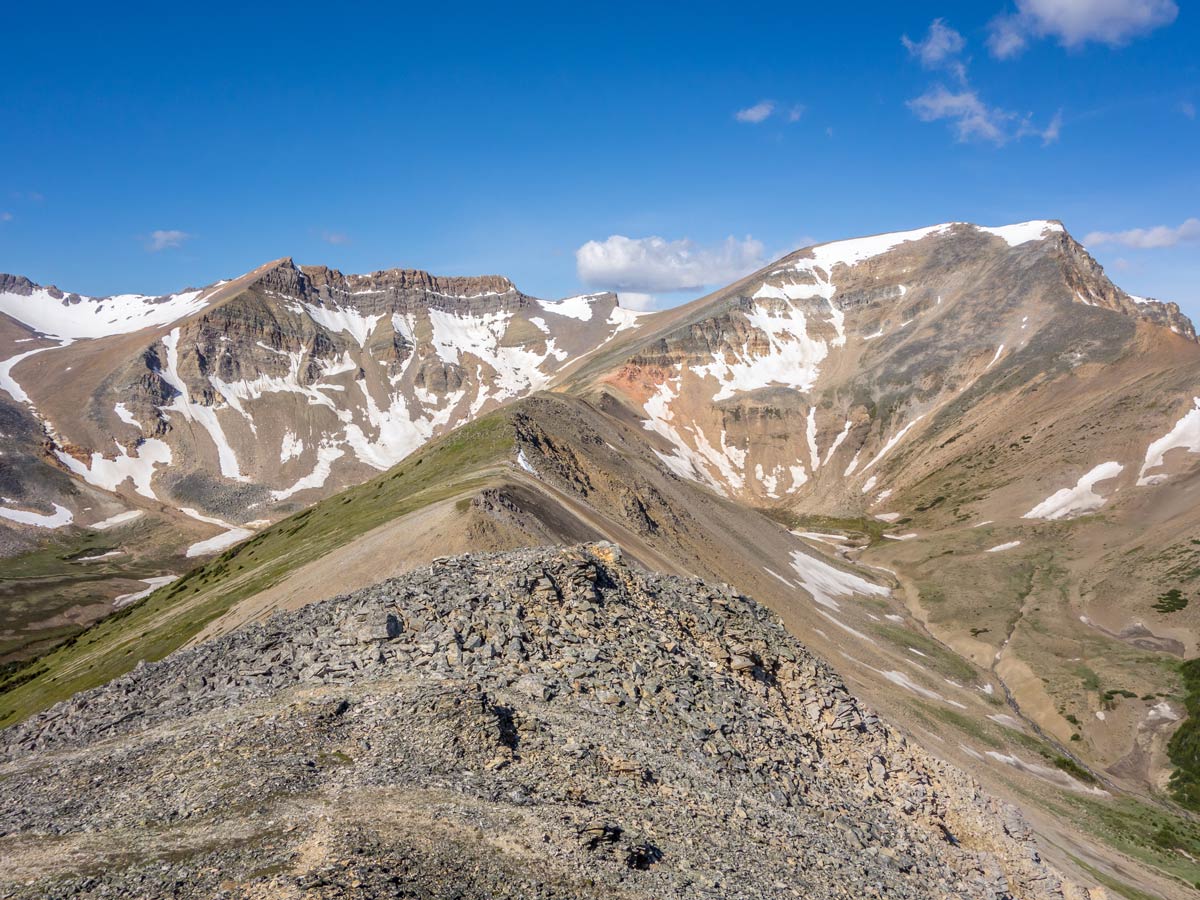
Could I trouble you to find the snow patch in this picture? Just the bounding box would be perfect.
[788,549,891,612]
[536,293,601,322]
[799,223,956,270]
[301,301,383,348]
[181,507,253,558]
[984,750,1106,794]
[428,308,562,401]
[1137,398,1200,486]
[1023,461,1123,520]
[986,541,1021,553]
[1149,701,1179,722]
[0,339,72,404]
[0,286,212,339]
[695,301,831,400]
[113,402,141,430]
[91,510,143,530]
[280,431,305,463]
[0,501,73,529]
[805,407,820,471]
[112,575,179,609]
[160,329,247,482]
[817,609,877,644]
[823,420,853,465]
[861,415,925,474]
[977,221,1063,247]
[56,439,173,500]
[272,440,345,500]
[606,304,648,334]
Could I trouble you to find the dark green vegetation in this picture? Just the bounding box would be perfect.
[1048,794,1200,891]
[759,509,890,543]
[0,412,515,727]
[1167,657,1200,811]
[1153,588,1189,614]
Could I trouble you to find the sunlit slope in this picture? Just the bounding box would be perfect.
[0,413,517,726]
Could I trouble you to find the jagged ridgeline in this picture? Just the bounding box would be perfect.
[0,544,1073,899]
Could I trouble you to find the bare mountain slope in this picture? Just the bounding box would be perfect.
[4,221,1200,897]
[5,390,1197,896]
[0,261,646,659]
[0,260,644,522]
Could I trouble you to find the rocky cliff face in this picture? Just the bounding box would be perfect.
[0,544,1077,899]
[599,221,1198,512]
[0,259,645,532]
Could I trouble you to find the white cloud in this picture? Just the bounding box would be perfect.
[902,19,966,67]
[909,85,1061,145]
[322,231,350,245]
[988,0,1178,57]
[908,86,1012,144]
[147,229,190,251]
[1085,217,1200,249]
[1183,101,1197,120]
[987,15,1030,57]
[787,104,806,122]
[0,212,12,223]
[577,234,765,293]
[903,19,1058,145]
[618,292,657,311]
[735,101,776,123]
[1019,108,1063,144]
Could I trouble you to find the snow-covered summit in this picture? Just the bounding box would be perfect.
[0,279,221,340]
[793,220,1064,273]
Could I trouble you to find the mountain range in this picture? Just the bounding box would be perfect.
[2,220,1199,898]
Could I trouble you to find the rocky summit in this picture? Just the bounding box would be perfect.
[0,544,1074,899]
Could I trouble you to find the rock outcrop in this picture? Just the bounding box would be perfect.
[0,544,1078,899]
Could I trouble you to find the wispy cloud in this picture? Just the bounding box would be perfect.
[146,229,190,251]
[735,101,776,124]
[1022,108,1063,144]
[1182,101,1197,120]
[909,87,1010,144]
[988,0,1178,58]
[0,212,12,223]
[903,19,968,84]
[322,231,351,245]
[733,100,806,125]
[902,18,966,68]
[904,18,1061,145]
[1085,217,1200,249]
[577,234,765,294]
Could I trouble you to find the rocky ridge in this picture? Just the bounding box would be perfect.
[0,544,1080,899]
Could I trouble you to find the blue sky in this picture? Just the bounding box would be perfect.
[1,1,1196,317]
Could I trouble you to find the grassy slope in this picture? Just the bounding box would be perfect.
[0,517,185,661]
[0,413,514,727]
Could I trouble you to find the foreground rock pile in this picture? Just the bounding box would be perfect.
[0,544,1079,899]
